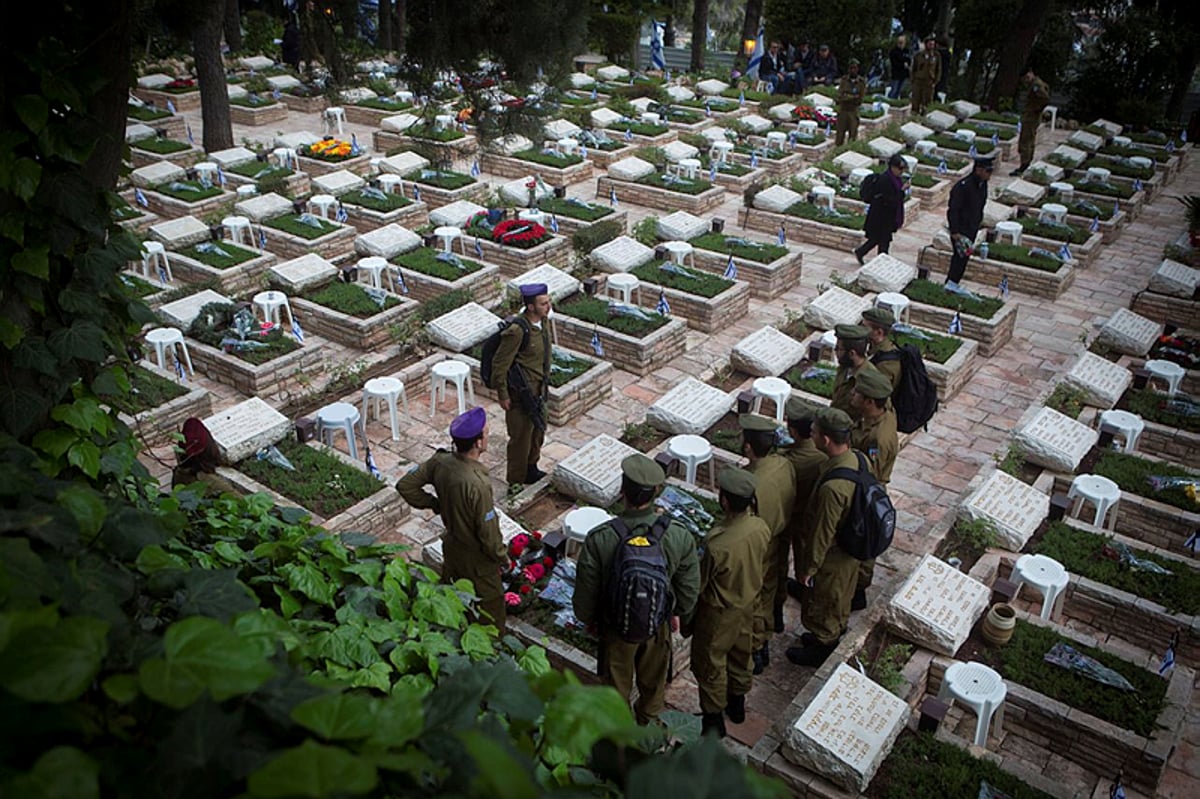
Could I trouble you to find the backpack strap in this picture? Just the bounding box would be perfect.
[509,315,531,352]
[872,349,901,363]
[610,515,670,541]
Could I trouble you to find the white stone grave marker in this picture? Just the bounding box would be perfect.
[752,185,803,213]
[885,554,991,655]
[646,377,733,435]
[1050,144,1087,167]
[951,100,981,119]
[355,224,422,259]
[731,327,804,376]
[207,147,258,169]
[591,236,654,273]
[426,302,502,351]
[1149,259,1199,299]
[380,151,430,176]
[235,192,294,223]
[899,122,934,143]
[204,397,291,464]
[429,200,487,229]
[832,151,875,174]
[506,264,581,303]
[857,254,916,294]
[924,110,957,131]
[1096,308,1162,356]
[312,170,366,197]
[1015,406,1099,472]
[959,470,1050,551]
[1063,351,1132,410]
[270,254,338,293]
[131,161,187,189]
[997,178,1046,205]
[868,137,903,159]
[804,286,874,330]
[158,289,233,330]
[149,216,211,249]
[1068,130,1104,152]
[552,434,638,507]
[657,211,708,241]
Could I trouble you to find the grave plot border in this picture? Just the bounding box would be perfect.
[228,102,289,126]
[372,130,479,158]
[1077,405,1199,474]
[1048,472,1200,558]
[128,144,205,169]
[728,148,810,178]
[1115,355,1200,397]
[595,175,727,215]
[1065,186,1147,222]
[340,198,428,233]
[221,168,312,198]
[128,113,186,139]
[741,207,864,252]
[918,245,1077,301]
[401,178,490,211]
[167,249,277,296]
[395,258,502,307]
[134,87,201,112]
[141,187,237,222]
[923,335,981,403]
[1129,289,1199,329]
[553,311,688,377]
[261,220,357,262]
[278,93,328,114]
[115,363,213,447]
[605,272,752,334]
[185,334,329,399]
[1015,202,1128,245]
[479,152,596,189]
[906,298,1018,357]
[459,347,614,427]
[296,152,373,178]
[291,293,420,350]
[467,234,573,276]
[342,103,413,126]
[579,145,635,169]
[688,244,803,301]
[538,208,628,238]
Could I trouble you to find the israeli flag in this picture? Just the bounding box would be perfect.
[709,163,717,182]
[590,87,597,101]
[745,25,765,80]
[1058,242,1072,261]
[365,448,382,480]
[1133,178,1143,192]
[470,159,481,177]
[937,158,948,175]
[948,311,963,334]
[173,354,186,383]
[1111,784,1126,799]
[825,120,832,137]
[548,214,559,233]
[291,317,305,344]
[336,203,348,224]
[134,187,149,208]
[580,144,588,160]
[750,152,759,169]
[705,103,712,118]
[217,165,226,186]
[1016,120,1022,134]
[591,328,604,356]
[656,288,671,315]
[968,143,978,158]
[474,237,484,258]
[351,133,361,156]
[1113,198,1119,214]
[1182,130,1188,143]
[413,185,421,202]
[624,128,634,142]
[650,20,666,71]
[999,275,1009,299]
[166,100,176,115]
[1159,641,1176,676]
[1090,216,1100,233]
[723,253,737,280]
[991,132,999,146]
[739,90,746,106]
[609,186,618,206]
[777,225,786,245]
[396,270,408,294]
[158,265,169,285]
[258,227,268,250]
[186,121,195,144]
[272,88,282,101]
[1166,139,1176,153]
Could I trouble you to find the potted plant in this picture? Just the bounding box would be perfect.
[1177,194,1200,247]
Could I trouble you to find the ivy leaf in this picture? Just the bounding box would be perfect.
[48,321,108,363]
[91,365,130,396]
[11,158,43,201]
[280,562,335,606]
[341,559,382,587]
[0,615,109,702]
[56,485,107,538]
[134,544,189,575]
[278,505,310,524]
[366,686,423,747]
[542,684,637,763]
[12,244,49,278]
[0,386,50,438]
[138,616,274,709]
[234,609,299,657]
[458,729,540,799]
[2,746,99,799]
[291,692,378,740]
[0,211,24,245]
[66,440,101,478]
[13,95,49,133]
[176,568,258,621]
[272,585,301,619]
[423,662,543,731]
[0,536,57,608]
[460,624,495,661]
[517,645,552,678]
[213,541,247,564]
[0,316,24,348]
[0,604,59,652]
[625,734,782,799]
[101,673,139,704]
[14,336,59,376]
[32,428,74,458]
[247,740,378,798]
[347,662,392,692]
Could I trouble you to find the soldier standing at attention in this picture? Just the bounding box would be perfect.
[830,324,886,420]
[492,283,552,486]
[835,59,867,146]
[782,398,829,609]
[862,307,902,391]
[910,35,941,115]
[396,407,508,631]
[1011,66,1050,177]
[688,468,770,739]
[848,369,899,612]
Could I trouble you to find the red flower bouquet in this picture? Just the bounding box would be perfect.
[491,219,550,249]
[502,532,557,613]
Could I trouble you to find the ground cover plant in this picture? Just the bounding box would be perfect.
[1092,451,1199,512]
[178,241,259,269]
[264,213,342,239]
[132,136,192,154]
[306,282,401,318]
[689,233,787,263]
[109,363,190,414]
[903,278,1004,319]
[557,294,670,336]
[630,260,734,299]
[238,437,382,516]
[394,247,485,280]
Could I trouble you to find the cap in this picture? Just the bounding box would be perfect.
[718,467,758,498]
[848,58,861,67]
[785,396,818,422]
[925,34,937,43]
[182,417,213,459]
[854,368,893,400]
[519,283,548,299]
[449,406,487,439]
[815,406,853,434]
[621,453,665,487]
[973,155,996,170]
[739,413,777,432]
[887,153,906,168]
[862,306,895,328]
[819,43,830,50]
[834,323,869,341]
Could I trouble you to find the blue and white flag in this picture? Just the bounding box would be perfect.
[709,163,717,182]
[624,128,634,142]
[609,186,618,206]
[173,354,186,382]
[1159,636,1177,676]
[548,214,559,234]
[777,224,786,245]
[999,274,1009,299]
[272,88,282,101]
[580,144,588,160]
[1133,178,1143,192]
[291,317,305,344]
[166,100,176,115]
[365,448,382,480]
[739,90,745,106]
[1166,139,1176,153]
[396,270,408,294]
[1058,242,1072,261]
[948,311,963,334]
[937,158,948,175]
[350,133,361,156]
[1016,120,1022,134]
[158,265,169,285]
[650,20,666,71]
[745,25,765,80]
[216,165,226,186]
[1090,216,1100,233]
[705,103,712,118]
[413,185,421,202]
[590,87,598,101]
[1113,198,1119,214]
[474,237,484,258]
[665,69,671,82]
[1184,530,1199,553]
[723,253,737,280]
[656,288,670,315]
[750,152,759,169]
[825,120,832,137]
[968,143,978,158]
[336,203,348,223]
[258,227,268,250]
[1110,780,1126,799]
[591,328,604,356]
[470,159,481,177]
[186,121,194,144]
[1182,130,1188,143]
[134,187,149,208]
[991,132,999,146]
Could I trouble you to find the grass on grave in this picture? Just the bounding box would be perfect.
[679,97,740,112]
[406,123,467,142]
[689,232,787,263]
[305,281,401,318]
[229,95,281,108]
[866,730,1054,799]
[1036,521,1200,615]
[187,303,301,366]
[783,200,866,230]
[119,272,164,298]
[972,110,1021,125]
[892,327,961,363]
[733,141,797,159]
[469,345,596,389]
[178,241,260,269]
[914,150,969,170]
[1067,177,1136,199]
[557,294,670,336]
[1087,155,1156,180]
[957,122,1016,141]
[153,180,225,201]
[513,148,584,168]
[1098,143,1171,163]
[719,87,773,103]
[110,364,190,415]
[133,137,192,154]
[933,517,998,568]
[227,161,293,180]
[783,362,835,397]
[113,201,144,221]
[1036,196,1117,221]
[903,278,1004,320]
[264,214,342,239]
[1122,388,1200,433]
[341,189,412,212]
[1043,384,1087,420]
[606,122,670,137]
[354,97,414,111]
[417,288,473,323]
[238,437,383,518]
[630,260,734,299]
[930,133,996,154]
[536,196,613,222]
[1093,451,1199,512]
[973,618,1167,736]
[1014,216,1091,244]
[982,241,1065,272]
[128,105,172,121]
[411,170,475,189]
[394,247,485,280]
[635,173,714,195]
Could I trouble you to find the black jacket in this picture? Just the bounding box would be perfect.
[888,47,909,81]
[947,173,988,238]
[865,172,904,240]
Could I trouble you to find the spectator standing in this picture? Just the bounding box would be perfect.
[945,156,994,289]
[887,36,909,99]
[854,154,907,262]
[1011,66,1050,176]
[834,59,867,145]
[492,283,553,485]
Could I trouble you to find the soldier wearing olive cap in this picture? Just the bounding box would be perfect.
[494,283,553,485]
[835,58,867,145]
[830,324,886,420]
[689,467,770,739]
[862,306,902,391]
[849,368,898,611]
[573,454,700,725]
[782,397,829,607]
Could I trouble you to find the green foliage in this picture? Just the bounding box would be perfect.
[153,179,225,201]
[406,123,467,142]
[557,295,670,336]
[996,441,1026,477]
[187,302,300,365]
[238,438,383,515]
[630,261,734,299]
[1014,216,1091,245]
[128,104,171,121]
[537,196,613,222]
[937,517,998,565]
[306,282,401,319]
[1067,176,1135,200]
[930,133,996,154]
[690,233,788,264]
[395,247,485,280]
[631,216,659,246]
[877,731,1055,799]
[572,218,623,254]
[784,364,835,397]
[766,0,895,66]
[341,189,412,213]
[983,242,1065,272]
[411,170,475,189]
[265,214,342,240]
[119,272,165,298]
[242,9,283,54]
[354,97,414,112]
[229,95,281,109]
[1124,388,1200,433]
[110,364,190,415]
[783,200,865,230]
[132,136,192,154]
[514,148,584,167]
[1088,155,1155,181]
[1093,451,1198,512]
[636,173,713,195]
[178,241,259,269]
[417,288,473,322]
[588,11,640,62]
[608,121,671,137]
[227,160,294,181]
[866,643,913,697]
[903,278,1004,320]
[548,349,594,388]
[1042,384,1087,420]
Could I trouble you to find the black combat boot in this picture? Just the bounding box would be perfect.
[751,642,770,675]
[850,586,868,611]
[525,465,547,483]
[725,693,746,724]
[701,712,727,738]
[773,603,786,633]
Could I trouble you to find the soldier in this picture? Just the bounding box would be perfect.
[572,454,700,725]
[945,156,994,289]
[782,398,829,607]
[835,59,867,146]
[1011,66,1050,177]
[740,414,796,675]
[848,369,899,611]
[910,35,941,115]
[785,407,861,668]
[492,283,553,485]
[396,407,508,631]
[830,324,886,420]
[688,467,770,739]
[862,307,902,391]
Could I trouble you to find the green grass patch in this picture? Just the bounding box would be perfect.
[154,180,224,201]
[783,200,865,230]
[689,232,787,263]
[341,189,411,213]
[903,277,1004,320]
[226,161,293,180]
[661,107,703,124]
[679,97,739,112]
[972,110,1020,125]
[178,241,260,269]
[394,247,484,280]
[132,137,191,154]
[893,328,960,363]
[1045,152,1084,169]
[719,88,773,103]
[957,123,1016,141]
[930,133,996,154]
[306,281,401,318]
[557,294,669,337]
[860,107,886,120]
[636,173,713,195]
[229,95,281,108]
[1127,130,1169,145]
[870,731,1054,799]
[1087,155,1155,180]
[1069,177,1136,199]
[111,364,189,415]
[1037,196,1117,221]
[1015,216,1091,244]
[406,124,466,142]
[238,438,382,517]
[120,272,163,297]
[914,151,968,170]
[548,350,594,388]
[630,260,733,299]
[1043,384,1087,419]
[354,97,413,111]
[984,241,1065,272]
[113,204,144,221]
[1093,451,1198,512]
[783,363,835,397]
[1123,388,1200,433]
[159,84,198,95]
[733,142,795,159]
[264,214,341,239]
[536,196,613,222]
[698,155,752,176]
[606,122,670,137]
[558,94,596,106]
[187,303,301,366]
[1099,143,1170,163]
[417,288,472,323]
[412,170,474,189]
[513,148,584,168]
[128,105,171,121]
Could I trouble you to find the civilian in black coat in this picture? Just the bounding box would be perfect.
[855,155,907,263]
[945,157,994,287]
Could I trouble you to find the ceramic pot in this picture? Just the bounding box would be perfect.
[981,602,1016,646]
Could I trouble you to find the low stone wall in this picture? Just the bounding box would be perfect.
[730,149,810,179]
[918,246,1077,301]
[134,88,200,112]
[264,223,357,263]
[546,209,628,238]
[471,235,573,276]
[118,365,212,448]
[1014,229,1104,269]
[229,102,289,126]
[396,261,502,307]
[925,336,980,403]
[1116,356,1200,397]
[554,312,688,377]
[279,94,327,114]
[222,169,312,198]
[1129,289,1198,328]
[604,273,752,334]
[372,130,479,159]
[343,104,410,126]
[583,146,635,169]
[910,177,953,211]
[907,298,1017,357]
[460,347,614,427]
[186,335,330,400]
[129,145,205,170]
[1079,403,1200,465]
[297,153,373,178]
[341,200,428,233]
[143,189,236,222]
[168,251,277,296]
[595,176,727,215]
[1049,473,1200,557]
[402,179,490,211]
[690,246,803,300]
[291,295,420,350]
[742,207,863,251]
[479,152,595,188]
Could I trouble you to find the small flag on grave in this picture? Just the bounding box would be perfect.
[1159,632,1178,676]
[186,121,194,144]
[470,159,481,177]
[350,133,361,155]
[777,224,786,245]
[1058,242,1072,261]
[548,214,559,234]
[590,87,597,101]
[624,128,634,142]
[365,448,382,480]
[174,354,186,383]
[739,90,745,105]
[1090,216,1100,233]
[937,158,948,175]
[1184,529,1199,554]
[750,152,759,168]
[396,270,408,294]
[413,185,421,202]
[591,328,604,356]
[656,289,670,315]
[336,203,348,223]
[158,265,169,285]
[723,253,737,280]
[948,311,963,334]
[1133,178,1143,192]
[167,100,176,115]
[272,88,282,100]
[968,143,978,158]
[291,317,305,344]
[609,186,618,206]
[216,165,226,186]
[999,275,1009,299]
[134,188,149,207]
[991,132,999,146]
[579,144,588,160]
[709,163,717,182]
[474,237,484,258]
[258,227,268,250]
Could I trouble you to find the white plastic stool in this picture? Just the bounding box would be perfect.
[1038,203,1068,225]
[378,174,404,195]
[1085,166,1111,183]
[1111,135,1131,147]
[640,112,660,125]
[1049,182,1074,203]
[429,360,474,418]
[901,154,918,173]
[796,120,819,137]
[811,185,836,210]
[677,157,701,180]
[271,147,298,169]
[751,377,791,423]
[765,131,787,151]
[563,507,612,560]
[1144,359,1185,396]
[223,216,252,247]
[819,328,838,353]
[914,139,937,156]
[252,290,295,327]
[194,161,219,186]
[1067,474,1121,531]
[316,401,361,459]
[434,114,455,130]
[144,327,193,376]
[1012,553,1071,621]
[369,157,383,175]
[938,661,1007,748]
[849,168,873,187]
[308,194,337,219]
[434,225,465,255]
[666,434,714,488]
[605,273,641,305]
[362,376,408,441]
[236,185,258,199]
[874,292,911,325]
[1099,410,1145,454]
[142,241,173,283]
[994,220,1024,246]
[324,106,346,135]
[952,129,977,144]
[710,141,734,164]
[662,241,695,268]
[1042,106,1058,130]
[557,137,579,156]
[395,90,414,104]
[357,256,394,292]
[517,209,545,225]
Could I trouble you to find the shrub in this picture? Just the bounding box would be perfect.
[630,261,734,299]
[109,364,189,414]
[1043,384,1088,419]
[1093,451,1198,512]
[556,294,669,336]
[571,218,622,254]
[903,278,1004,320]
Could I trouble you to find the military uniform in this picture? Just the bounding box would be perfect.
[745,426,796,656]
[911,44,941,114]
[798,447,860,646]
[835,70,867,145]
[1017,76,1050,169]
[831,360,886,419]
[849,369,899,602]
[492,311,552,485]
[781,436,828,588]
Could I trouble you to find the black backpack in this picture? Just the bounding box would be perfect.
[873,344,939,433]
[604,516,673,644]
[479,316,530,389]
[858,172,881,203]
[819,451,896,561]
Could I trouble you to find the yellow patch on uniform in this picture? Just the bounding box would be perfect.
[627,536,651,546]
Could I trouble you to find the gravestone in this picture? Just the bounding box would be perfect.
[885,554,991,656]
[951,100,981,119]
[1149,259,1200,298]
[380,151,430,176]
[657,211,708,241]
[131,161,187,189]
[544,119,582,140]
[203,397,291,464]
[235,192,294,223]
[596,64,629,81]
[731,326,805,377]
[137,73,173,89]
[695,78,729,95]
[339,87,376,103]
[426,302,502,351]
[857,254,916,294]
[1050,144,1087,167]
[507,264,580,303]
[1068,130,1104,152]
[768,103,796,121]
[1063,351,1132,410]
[380,113,419,133]
[662,140,700,163]
[227,84,248,101]
[429,200,487,229]
[239,55,274,71]
[739,114,772,134]
[355,224,422,259]
[552,434,638,507]
[1090,118,1122,137]
[982,199,1014,227]
[646,377,734,435]
[159,289,233,329]
[782,663,909,793]
[1096,308,1162,356]
[832,151,875,174]
[701,127,731,143]
[489,134,534,156]
[899,121,934,143]
[591,236,655,273]
[924,110,957,131]
[804,286,875,330]
[269,254,338,293]
[568,72,595,89]
[665,85,695,103]
[629,97,655,113]
[803,93,834,108]
[499,176,554,207]
[868,137,904,159]
[1015,406,1099,472]
[266,74,301,91]
[753,185,803,213]
[607,157,656,182]
[149,216,211,249]
[207,146,258,169]
[312,170,366,197]
[997,178,1046,205]
[1028,160,1065,182]
[590,107,623,128]
[424,507,526,571]
[959,469,1050,551]
[126,124,157,143]
[274,131,321,150]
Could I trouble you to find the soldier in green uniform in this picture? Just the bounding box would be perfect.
[830,324,886,420]
[862,307,902,391]
[688,467,770,739]
[835,59,867,146]
[848,369,899,611]
[740,414,795,675]
[1011,66,1050,176]
[572,455,700,725]
[910,35,941,115]
[786,407,861,668]
[396,407,508,631]
[781,398,829,608]
[492,283,553,485]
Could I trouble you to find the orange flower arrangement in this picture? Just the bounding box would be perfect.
[304,137,354,161]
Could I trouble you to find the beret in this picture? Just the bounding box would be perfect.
[854,368,893,399]
[449,406,487,439]
[815,406,853,434]
[718,467,758,498]
[739,413,778,432]
[621,453,665,487]
[182,417,213,459]
[862,307,894,328]
[834,323,869,341]
[519,283,548,299]
[786,396,818,422]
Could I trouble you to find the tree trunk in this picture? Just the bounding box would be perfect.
[223,0,242,52]
[379,0,393,50]
[691,0,709,72]
[664,14,675,47]
[987,0,1052,106]
[194,0,234,153]
[395,0,406,51]
[741,0,763,63]
[85,0,135,191]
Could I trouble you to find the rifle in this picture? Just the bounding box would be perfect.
[508,364,546,432]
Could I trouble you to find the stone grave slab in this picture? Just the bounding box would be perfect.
[126,123,156,143]
[590,107,623,128]
[339,87,376,104]
[499,176,554,207]
[239,55,274,71]
[1090,118,1123,137]
[159,289,233,330]
[899,121,934,143]
[696,78,729,95]
[982,199,1014,227]
[857,254,916,294]
[608,156,656,182]
[131,161,187,189]
[381,113,420,133]
[1149,259,1200,299]
[1027,160,1064,182]
[426,302,502,352]
[960,470,1050,552]
[997,178,1046,205]
[148,215,210,248]
[885,554,991,656]
[552,434,638,507]
[768,103,796,121]
[355,224,422,258]
[506,264,580,303]
[591,236,654,273]
[137,73,174,89]
[753,184,803,213]
[1096,308,1162,356]
[1068,130,1104,152]
[629,98,655,113]
[312,170,366,197]
[803,93,834,108]
[380,151,429,176]
[701,127,730,143]
[208,147,258,169]
[227,84,248,101]
[1015,406,1099,472]
[1050,144,1087,167]
[924,110,957,131]
[269,254,338,293]
[782,663,909,793]
[662,140,700,163]
[487,134,533,156]
[731,326,805,377]
[274,131,321,150]
[665,85,695,103]
[646,377,733,436]
[204,397,291,465]
[429,200,487,229]
[951,100,982,119]
[266,74,301,91]
[596,65,629,82]
[568,72,595,89]
[1063,351,1132,410]
[832,150,875,174]
[544,119,582,140]
[658,211,709,241]
[740,114,772,134]
[804,286,874,331]
[868,137,904,159]
[235,192,294,223]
